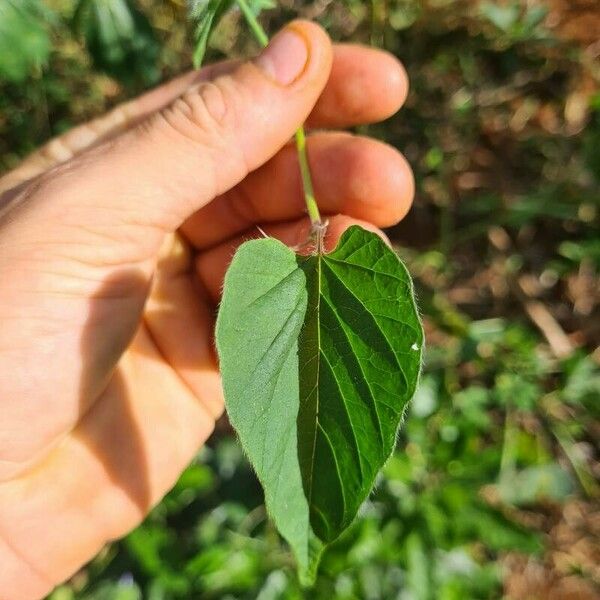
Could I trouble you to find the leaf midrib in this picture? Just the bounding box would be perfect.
[305,252,322,508]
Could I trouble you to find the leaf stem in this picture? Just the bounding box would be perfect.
[236,0,323,229]
[236,0,269,46]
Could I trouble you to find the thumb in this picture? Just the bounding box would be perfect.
[27,21,332,254]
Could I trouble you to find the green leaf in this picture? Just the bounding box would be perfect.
[406,532,431,600]
[297,227,423,541]
[480,2,519,32]
[72,0,160,85]
[189,0,274,68]
[215,236,319,580]
[246,0,277,14]
[216,226,423,580]
[0,0,53,82]
[189,0,234,68]
[498,464,574,506]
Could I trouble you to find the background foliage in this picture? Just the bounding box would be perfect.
[1,0,598,598]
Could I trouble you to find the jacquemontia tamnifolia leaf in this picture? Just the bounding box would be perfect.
[216,226,423,582]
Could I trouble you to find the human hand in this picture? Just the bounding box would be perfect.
[0,21,413,599]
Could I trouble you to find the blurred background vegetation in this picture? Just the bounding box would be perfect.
[1,0,599,598]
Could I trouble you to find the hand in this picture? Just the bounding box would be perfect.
[0,22,413,599]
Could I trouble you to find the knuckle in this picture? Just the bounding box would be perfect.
[197,81,230,126]
[159,79,237,145]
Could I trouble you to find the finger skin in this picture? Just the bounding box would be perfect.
[181,132,414,249]
[0,44,407,194]
[195,215,388,302]
[144,233,224,418]
[0,241,222,599]
[308,44,408,128]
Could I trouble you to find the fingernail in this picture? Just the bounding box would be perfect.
[255,27,309,86]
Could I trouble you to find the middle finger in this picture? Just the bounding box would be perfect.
[180,132,414,250]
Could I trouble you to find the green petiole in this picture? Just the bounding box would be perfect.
[235,0,323,231]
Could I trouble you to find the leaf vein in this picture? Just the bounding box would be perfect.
[322,261,410,394]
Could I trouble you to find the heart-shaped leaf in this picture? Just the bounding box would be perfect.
[216,226,423,581]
